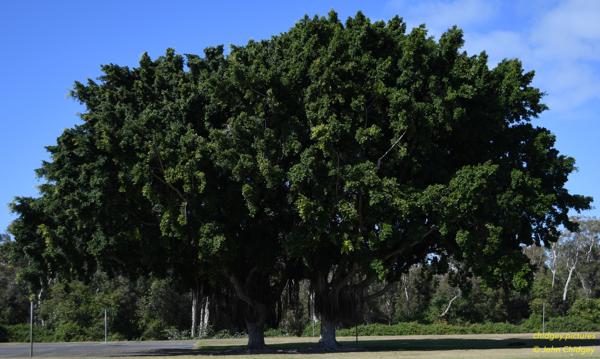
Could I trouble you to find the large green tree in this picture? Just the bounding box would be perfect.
[11,46,297,348]
[276,12,590,347]
[8,11,591,349]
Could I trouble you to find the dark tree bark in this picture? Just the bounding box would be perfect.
[319,317,338,349]
[228,272,271,350]
[245,307,266,350]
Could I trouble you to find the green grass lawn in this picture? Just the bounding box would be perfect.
[191,333,600,358]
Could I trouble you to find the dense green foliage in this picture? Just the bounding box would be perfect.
[4,11,592,348]
[0,273,193,342]
[0,235,29,325]
[333,318,600,337]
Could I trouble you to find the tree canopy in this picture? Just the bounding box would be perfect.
[8,11,591,349]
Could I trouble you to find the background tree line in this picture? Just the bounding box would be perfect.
[2,218,599,342]
[0,12,593,348]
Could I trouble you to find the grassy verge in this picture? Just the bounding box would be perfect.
[194,334,600,358]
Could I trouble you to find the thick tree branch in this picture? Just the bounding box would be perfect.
[355,274,377,292]
[383,225,438,262]
[376,130,406,170]
[440,289,461,317]
[333,263,360,293]
[150,171,185,202]
[227,273,256,308]
[151,152,187,203]
[586,239,594,262]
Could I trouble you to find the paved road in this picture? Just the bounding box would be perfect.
[0,340,198,357]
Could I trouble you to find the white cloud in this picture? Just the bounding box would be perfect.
[464,30,530,65]
[524,0,600,111]
[532,0,600,61]
[537,62,600,112]
[387,0,499,35]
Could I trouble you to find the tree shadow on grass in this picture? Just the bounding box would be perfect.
[118,336,600,356]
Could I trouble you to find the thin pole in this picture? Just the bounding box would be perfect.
[542,302,546,333]
[104,308,108,342]
[29,300,33,357]
[354,287,358,345]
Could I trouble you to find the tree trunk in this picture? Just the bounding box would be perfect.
[191,288,197,338]
[199,296,210,337]
[563,253,579,302]
[37,288,44,326]
[319,318,338,349]
[578,272,591,298]
[563,264,576,301]
[246,320,265,350]
[227,273,268,350]
[550,243,558,288]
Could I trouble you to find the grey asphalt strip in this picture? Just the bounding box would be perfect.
[0,340,197,357]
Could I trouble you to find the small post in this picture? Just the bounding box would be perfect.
[29,300,33,357]
[354,287,358,345]
[104,308,108,342]
[542,302,546,333]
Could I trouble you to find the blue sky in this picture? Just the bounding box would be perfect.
[0,0,598,233]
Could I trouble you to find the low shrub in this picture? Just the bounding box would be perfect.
[545,316,600,332]
[302,321,320,337]
[521,312,600,333]
[162,327,190,340]
[334,322,524,337]
[209,329,245,339]
[6,323,31,342]
[331,318,600,337]
[139,319,166,340]
[264,327,287,337]
[5,324,53,342]
[53,322,90,342]
[569,298,600,323]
